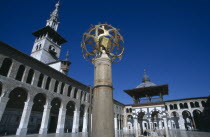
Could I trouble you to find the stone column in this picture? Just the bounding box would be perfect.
[114,117,118,130]
[22,67,30,83]
[39,104,51,134]
[41,75,47,89]
[8,61,20,79]
[70,87,76,98]
[16,101,34,136]
[82,112,88,132]
[92,51,114,137]
[72,110,80,133]
[0,97,9,122]
[56,107,67,133]
[32,71,40,86]
[118,118,121,130]
[134,118,138,131]
[163,118,169,137]
[179,116,185,130]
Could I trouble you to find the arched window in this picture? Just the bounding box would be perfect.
[83,93,86,101]
[74,88,78,99]
[37,73,44,87]
[170,104,174,110]
[26,69,34,84]
[165,105,168,110]
[60,83,65,94]
[129,108,132,113]
[45,77,51,90]
[174,104,178,109]
[54,81,59,92]
[67,86,72,97]
[201,101,206,107]
[190,102,195,108]
[80,91,83,100]
[126,108,129,113]
[180,103,184,109]
[15,65,25,81]
[195,102,200,107]
[0,58,12,76]
[184,103,188,108]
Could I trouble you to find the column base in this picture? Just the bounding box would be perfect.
[56,128,64,134]
[82,128,87,132]
[72,128,79,133]
[16,128,27,136]
[39,128,48,135]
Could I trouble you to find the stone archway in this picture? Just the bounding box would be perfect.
[48,97,61,133]
[127,115,133,130]
[182,110,193,130]
[65,101,75,133]
[27,93,47,134]
[193,109,202,130]
[138,111,145,134]
[0,87,28,135]
[171,111,180,129]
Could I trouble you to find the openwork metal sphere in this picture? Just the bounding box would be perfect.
[81,23,124,62]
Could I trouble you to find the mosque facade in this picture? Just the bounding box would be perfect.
[0,1,209,136]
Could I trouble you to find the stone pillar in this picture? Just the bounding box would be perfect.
[56,107,67,133]
[114,117,118,130]
[72,110,80,133]
[70,87,76,98]
[179,116,185,130]
[32,71,40,86]
[118,118,121,130]
[163,118,169,137]
[49,79,56,91]
[22,67,30,83]
[16,101,33,136]
[134,118,138,131]
[82,112,88,132]
[92,51,114,137]
[0,97,9,122]
[41,75,47,89]
[8,61,20,79]
[39,104,51,134]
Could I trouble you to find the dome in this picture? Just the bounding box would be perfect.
[136,69,156,88]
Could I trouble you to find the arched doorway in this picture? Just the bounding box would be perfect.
[151,111,160,129]
[0,87,28,135]
[193,110,202,130]
[171,111,180,129]
[48,98,61,133]
[127,115,133,130]
[138,111,145,134]
[65,101,75,133]
[27,93,46,134]
[182,110,193,130]
[79,104,85,132]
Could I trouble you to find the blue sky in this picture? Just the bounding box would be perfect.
[1,0,210,104]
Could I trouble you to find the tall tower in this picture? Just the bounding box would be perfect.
[30,1,70,75]
[30,1,66,64]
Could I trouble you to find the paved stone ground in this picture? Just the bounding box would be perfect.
[3,130,210,137]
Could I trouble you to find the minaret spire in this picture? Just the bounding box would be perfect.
[142,69,150,83]
[46,0,60,31]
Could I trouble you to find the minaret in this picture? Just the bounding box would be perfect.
[46,0,60,31]
[30,0,67,64]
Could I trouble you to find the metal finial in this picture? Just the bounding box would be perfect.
[66,50,69,60]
